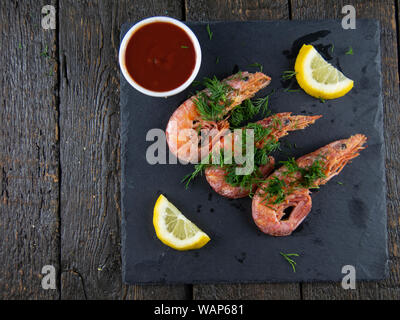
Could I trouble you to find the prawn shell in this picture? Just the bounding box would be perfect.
[252,134,367,236]
[166,72,271,163]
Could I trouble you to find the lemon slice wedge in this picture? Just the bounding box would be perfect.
[295,44,354,100]
[153,194,210,251]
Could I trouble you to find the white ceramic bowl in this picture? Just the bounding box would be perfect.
[119,16,202,97]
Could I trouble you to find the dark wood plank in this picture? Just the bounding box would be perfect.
[59,0,188,299]
[291,0,400,299]
[0,0,60,299]
[186,0,300,300]
[186,0,289,21]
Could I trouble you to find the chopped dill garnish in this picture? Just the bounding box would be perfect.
[280,252,299,273]
[194,92,226,121]
[191,80,202,87]
[345,46,354,55]
[18,43,22,49]
[331,44,335,53]
[183,79,279,191]
[280,157,326,189]
[206,24,213,40]
[41,45,49,58]
[261,157,326,205]
[248,62,263,73]
[182,121,280,191]
[229,91,273,128]
[319,98,326,103]
[215,56,220,64]
[218,147,275,195]
[281,70,297,81]
[300,160,326,188]
[181,45,189,48]
[181,161,209,189]
[337,181,344,185]
[253,92,273,116]
[203,76,230,102]
[244,123,271,145]
[271,115,282,129]
[284,88,300,93]
[193,76,232,121]
[262,177,287,204]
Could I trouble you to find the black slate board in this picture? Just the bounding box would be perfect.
[121,20,388,284]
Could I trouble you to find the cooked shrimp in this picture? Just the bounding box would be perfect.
[204,113,322,199]
[252,134,367,236]
[166,72,271,163]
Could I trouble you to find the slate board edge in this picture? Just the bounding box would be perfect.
[375,20,390,280]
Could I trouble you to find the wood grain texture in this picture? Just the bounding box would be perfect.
[58,0,188,300]
[291,0,400,300]
[0,0,60,299]
[186,0,300,300]
[186,0,289,21]
[1,0,399,300]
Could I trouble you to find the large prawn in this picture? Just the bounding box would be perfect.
[166,72,271,163]
[252,134,367,236]
[205,113,322,199]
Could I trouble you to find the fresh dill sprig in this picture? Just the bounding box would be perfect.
[248,62,263,73]
[271,115,282,129]
[222,122,280,191]
[194,92,226,121]
[300,160,326,188]
[181,161,209,189]
[192,80,202,87]
[345,46,354,55]
[181,45,189,49]
[281,70,297,81]
[182,121,279,192]
[284,88,301,93]
[193,76,232,121]
[280,252,299,273]
[229,91,274,128]
[41,45,50,58]
[262,176,287,204]
[253,91,273,116]
[224,165,265,193]
[229,100,254,127]
[203,76,230,102]
[206,24,213,40]
[244,123,271,145]
[319,98,326,103]
[331,44,335,53]
[280,157,326,189]
[261,157,326,205]
[215,56,220,64]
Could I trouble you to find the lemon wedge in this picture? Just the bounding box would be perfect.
[153,194,210,251]
[295,44,354,100]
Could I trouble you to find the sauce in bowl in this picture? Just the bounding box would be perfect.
[124,22,196,92]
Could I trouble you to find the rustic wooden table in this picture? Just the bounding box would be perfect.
[1,0,399,300]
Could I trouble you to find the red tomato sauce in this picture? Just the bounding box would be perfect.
[124,22,196,92]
